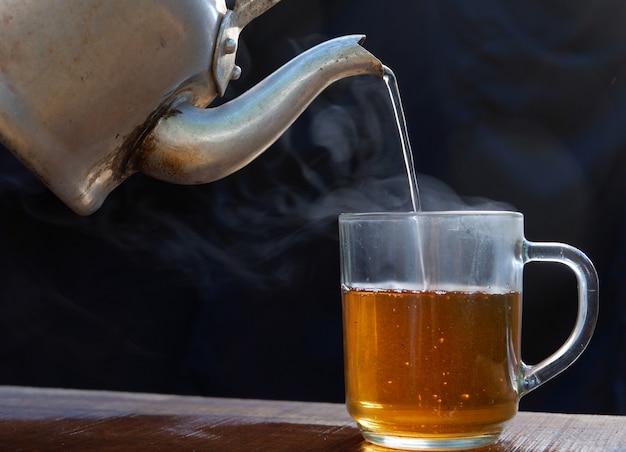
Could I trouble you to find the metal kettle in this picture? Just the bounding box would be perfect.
[0,0,382,215]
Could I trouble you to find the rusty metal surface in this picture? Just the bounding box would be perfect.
[0,0,225,214]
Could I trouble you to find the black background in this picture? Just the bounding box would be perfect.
[0,0,624,414]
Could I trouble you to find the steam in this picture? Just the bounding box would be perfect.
[0,45,512,292]
[417,173,515,212]
[201,68,514,286]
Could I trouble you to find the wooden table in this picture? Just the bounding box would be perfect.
[0,386,624,451]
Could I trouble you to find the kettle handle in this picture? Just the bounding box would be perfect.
[234,0,281,28]
[213,0,282,95]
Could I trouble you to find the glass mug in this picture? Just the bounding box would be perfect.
[339,211,598,451]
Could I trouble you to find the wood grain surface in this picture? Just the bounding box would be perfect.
[0,386,624,451]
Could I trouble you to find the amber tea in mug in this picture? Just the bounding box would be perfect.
[339,212,598,451]
[343,290,520,438]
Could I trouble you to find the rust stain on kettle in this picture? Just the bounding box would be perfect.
[83,103,180,196]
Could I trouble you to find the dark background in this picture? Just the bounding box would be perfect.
[0,0,624,414]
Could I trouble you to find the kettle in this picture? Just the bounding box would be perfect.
[0,0,383,215]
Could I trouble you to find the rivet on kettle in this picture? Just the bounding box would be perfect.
[223,38,237,55]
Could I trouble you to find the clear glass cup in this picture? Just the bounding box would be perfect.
[339,211,598,451]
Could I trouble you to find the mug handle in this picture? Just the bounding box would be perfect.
[519,240,599,396]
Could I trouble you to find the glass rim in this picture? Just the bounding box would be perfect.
[339,210,523,221]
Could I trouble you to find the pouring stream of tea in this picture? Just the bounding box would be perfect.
[383,66,428,289]
[383,66,421,212]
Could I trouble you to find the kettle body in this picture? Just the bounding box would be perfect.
[0,0,382,214]
[0,0,227,213]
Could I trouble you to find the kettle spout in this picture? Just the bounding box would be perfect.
[137,35,383,184]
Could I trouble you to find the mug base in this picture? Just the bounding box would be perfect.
[361,431,500,451]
